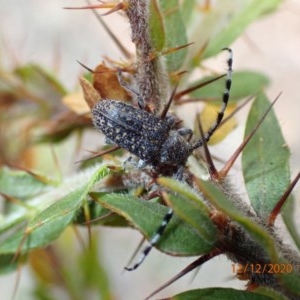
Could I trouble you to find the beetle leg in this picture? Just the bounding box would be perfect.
[105,137,116,145]
[175,165,185,180]
[165,114,176,127]
[123,156,146,169]
[137,159,147,169]
[177,128,193,141]
[117,69,145,109]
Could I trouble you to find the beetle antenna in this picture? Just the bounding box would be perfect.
[190,48,233,151]
[160,82,179,119]
[125,207,173,271]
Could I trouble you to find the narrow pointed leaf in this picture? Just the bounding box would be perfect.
[203,0,282,59]
[189,71,269,103]
[149,0,165,51]
[157,177,217,242]
[0,167,50,199]
[97,193,213,256]
[158,0,188,71]
[165,193,217,244]
[278,272,300,297]
[0,164,110,254]
[196,179,279,263]
[242,94,290,218]
[157,177,208,210]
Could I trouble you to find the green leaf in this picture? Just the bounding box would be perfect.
[14,64,67,109]
[203,0,282,59]
[166,194,217,243]
[97,193,213,256]
[0,254,19,274]
[149,0,165,51]
[157,177,217,243]
[188,71,270,103]
[242,94,290,218]
[0,167,51,199]
[180,0,197,26]
[278,272,300,297]
[169,287,274,300]
[0,164,110,255]
[74,195,128,227]
[158,0,188,71]
[254,286,292,300]
[196,179,279,263]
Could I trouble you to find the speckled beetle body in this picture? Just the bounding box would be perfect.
[92,100,191,168]
[92,48,233,176]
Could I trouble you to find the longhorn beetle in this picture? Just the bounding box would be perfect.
[92,48,233,270]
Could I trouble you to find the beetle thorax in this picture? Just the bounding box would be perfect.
[159,131,190,165]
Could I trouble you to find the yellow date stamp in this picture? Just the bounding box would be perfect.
[231,263,295,274]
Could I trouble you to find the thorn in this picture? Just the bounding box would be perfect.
[175,74,226,102]
[0,192,31,209]
[85,0,132,59]
[12,263,23,300]
[160,82,179,119]
[63,2,126,15]
[49,145,63,182]
[148,42,194,62]
[77,60,95,73]
[196,114,219,180]
[13,229,29,263]
[268,170,300,226]
[144,248,222,300]
[75,145,121,164]
[80,203,92,248]
[64,4,108,10]
[81,211,115,226]
[72,225,88,252]
[6,164,52,185]
[219,93,281,178]
[101,2,127,16]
